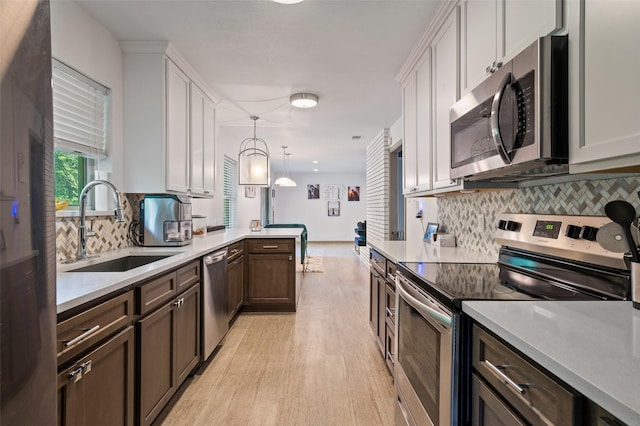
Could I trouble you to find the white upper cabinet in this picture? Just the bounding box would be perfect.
[403,51,433,195]
[120,41,219,197]
[431,9,460,190]
[166,59,190,194]
[568,0,640,173]
[460,0,563,95]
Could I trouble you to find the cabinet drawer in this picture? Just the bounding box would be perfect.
[57,291,133,367]
[137,272,177,316]
[386,261,397,284]
[176,260,200,294]
[370,249,386,275]
[227,241,244,261]
[472,325,577,426]
[248,239,293,254]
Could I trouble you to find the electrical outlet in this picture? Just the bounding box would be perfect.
[477,214,485,231]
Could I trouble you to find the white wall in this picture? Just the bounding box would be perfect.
[271,172,366,242]
[50,1,124,188]
[405,197,438,249]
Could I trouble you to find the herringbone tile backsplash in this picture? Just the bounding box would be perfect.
[55,194,143,262]
[438,175,640,257]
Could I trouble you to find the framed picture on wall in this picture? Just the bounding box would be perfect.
[244,186,256,198]
[328,201,340,216]
[308,184,320,199]
[348,186,360,201]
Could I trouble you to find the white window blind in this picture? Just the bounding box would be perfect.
[223,155,238,228]
[52,58,110,159]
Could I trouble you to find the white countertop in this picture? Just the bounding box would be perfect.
[57,228,301,314]
[367,239,497,264]
[463,300,640,424]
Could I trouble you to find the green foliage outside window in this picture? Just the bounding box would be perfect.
[54,151,86,206]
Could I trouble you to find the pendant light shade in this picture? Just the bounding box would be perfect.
[274,147,297,187]
[238,116,270,186]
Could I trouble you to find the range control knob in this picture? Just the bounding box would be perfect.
[565,224,582,239]
[498,220,521,231]
[580,226,599,241]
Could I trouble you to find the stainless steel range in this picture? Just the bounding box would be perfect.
[394,213,631,426]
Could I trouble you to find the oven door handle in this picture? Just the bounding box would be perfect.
[490,71,514,165]
[397,278,452,328]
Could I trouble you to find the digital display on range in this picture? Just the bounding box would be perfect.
[533,220,562,239]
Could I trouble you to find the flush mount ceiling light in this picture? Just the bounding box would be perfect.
[273,0,304,3]
[290,92,319,108]
[238,116,270,186]
[274,146,297,187]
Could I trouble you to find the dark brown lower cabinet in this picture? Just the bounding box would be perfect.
[472,374,526,426]
[57,326,135,426]
[246,252,295,311]
[369,269,386,354]
[137,283,200,426]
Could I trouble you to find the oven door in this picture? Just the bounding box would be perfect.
[395,273,453,426]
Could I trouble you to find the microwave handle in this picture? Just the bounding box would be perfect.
[490,71,514,164]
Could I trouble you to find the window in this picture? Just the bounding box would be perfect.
[223,156,237,228]
[52,58,110,206]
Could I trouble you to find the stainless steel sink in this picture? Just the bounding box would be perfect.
[67,255,174,272]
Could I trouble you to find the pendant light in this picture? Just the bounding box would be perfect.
[274,146,297,187]
[238,116,270,186]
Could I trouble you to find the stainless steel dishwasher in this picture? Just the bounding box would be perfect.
[201,249,229,361]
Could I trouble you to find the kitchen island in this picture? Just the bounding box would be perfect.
[463,300,640,425]
[57,227,303,314]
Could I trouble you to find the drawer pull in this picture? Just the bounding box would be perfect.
[485,359,528,394]
[387,351,395,365]
[69,367,83,383]
[64,325,101,348]
[81,360,92,375]
[386,307,395,318]
[262,245,279,249]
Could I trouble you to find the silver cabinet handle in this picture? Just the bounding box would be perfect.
[386,307,394,318]
[81,360,92,375]
[173,297,185,308]
[69,367,83,383]
[230,248,239,254]
[64,325,101,348]
[387,351,395,365]
[262,245,279,249]
[288,256,293,261]
[484,359,528,394]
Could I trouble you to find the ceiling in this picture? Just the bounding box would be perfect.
[72,0,442,174]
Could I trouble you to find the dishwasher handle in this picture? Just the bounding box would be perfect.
[204,250,227,265]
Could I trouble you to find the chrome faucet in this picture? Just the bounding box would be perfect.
[74,180,125,261]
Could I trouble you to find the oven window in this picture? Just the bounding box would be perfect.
[398,296,440,424]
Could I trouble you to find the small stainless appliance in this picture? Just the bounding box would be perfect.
[395,213,631,426]
[449,35,568,182]
[201,249,229,361]
[140,194,192,246]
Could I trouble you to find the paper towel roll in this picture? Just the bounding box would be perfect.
[94,170,111,211]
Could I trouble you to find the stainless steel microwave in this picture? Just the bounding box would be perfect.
[449,35,568,182]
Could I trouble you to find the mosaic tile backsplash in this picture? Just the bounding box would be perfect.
[438,175,640,257]
[55,193,143,262]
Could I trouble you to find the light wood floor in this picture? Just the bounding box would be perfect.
[159,242,395,426]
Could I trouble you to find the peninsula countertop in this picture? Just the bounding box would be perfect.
[463,300,640,425]
[57,228,302,314]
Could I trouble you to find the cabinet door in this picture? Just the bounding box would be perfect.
[369,270,380,336]
[58,327,135,426]
[376,275,386,354]
[202,96,216,196]
[472,374,526,426]
[175,284,200,387]
[502,0,562,63]
[415,50,432,192]
[461,0,497,94]
[189,83,205,195]
[247,254,295,305]
[431,8,460,190]
[569,0,640,172]
[402,71,418,195]
[165,59,190,193]
[138,303,176,426]
[227,255,244,319]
